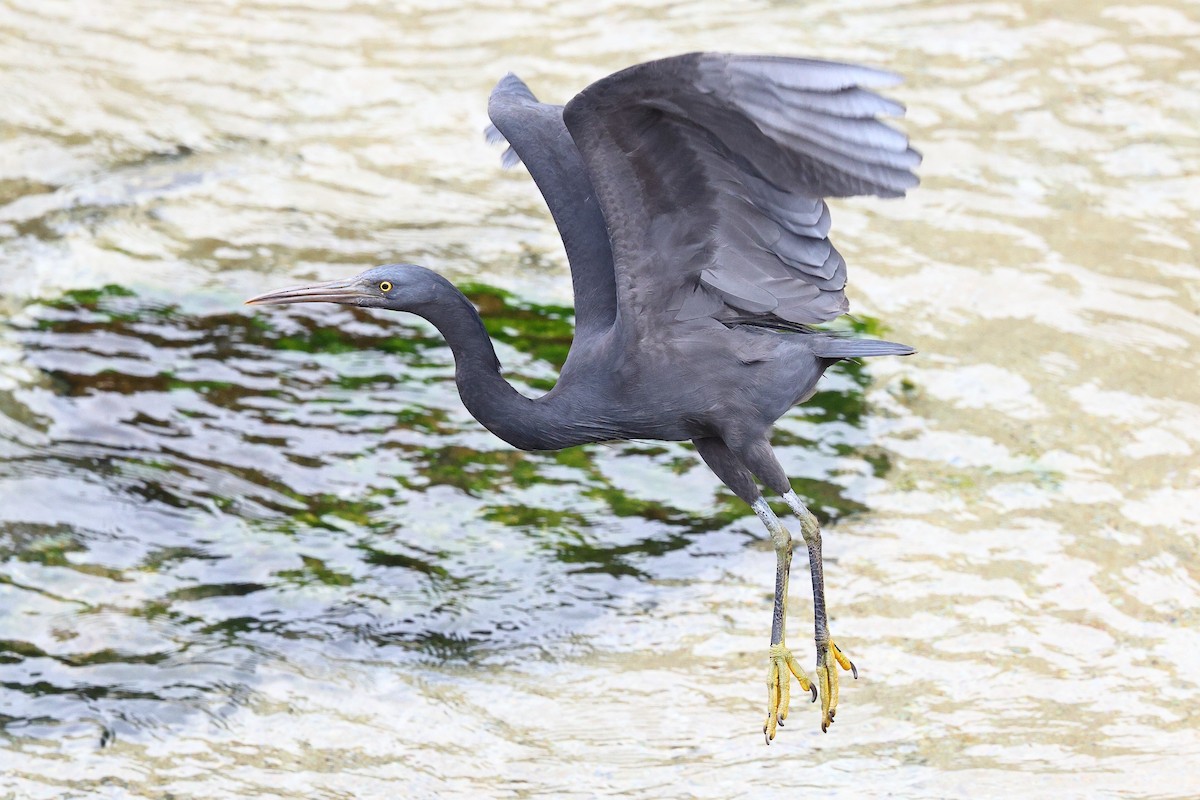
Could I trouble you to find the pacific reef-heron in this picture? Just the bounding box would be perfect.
[246,52,919,741]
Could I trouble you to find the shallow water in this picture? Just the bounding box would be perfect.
[2,0,1199,797]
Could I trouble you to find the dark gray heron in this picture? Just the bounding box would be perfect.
[246,52,918,742]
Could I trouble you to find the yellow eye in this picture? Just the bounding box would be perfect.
[379,281,393,292]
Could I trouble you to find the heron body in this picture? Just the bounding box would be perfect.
[247,52,918,741]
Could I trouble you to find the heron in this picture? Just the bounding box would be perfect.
[246,52,918,742]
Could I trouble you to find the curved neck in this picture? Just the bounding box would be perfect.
[412,278,594,451]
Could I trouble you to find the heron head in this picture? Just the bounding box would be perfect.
[244,263,440,310]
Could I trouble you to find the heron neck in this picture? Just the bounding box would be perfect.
[415,283,588,451]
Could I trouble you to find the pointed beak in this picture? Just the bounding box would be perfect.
[244,278,368,307]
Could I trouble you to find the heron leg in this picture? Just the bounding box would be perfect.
[693,437,813,744]
[783,489,857,732]
[726,437,857,734]
[750,497,815,743]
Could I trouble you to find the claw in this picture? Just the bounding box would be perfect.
[810,684,817,703]
[764,643,813,743]
[784,651,813,696]
[831,641,855,674]
[815,639,856,731]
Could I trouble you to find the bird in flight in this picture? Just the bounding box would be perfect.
[246,52,919,741]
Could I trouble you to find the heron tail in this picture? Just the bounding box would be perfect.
[810,337,915,358]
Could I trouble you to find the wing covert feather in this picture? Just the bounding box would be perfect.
[486,74,616,335]
[561,52,920,331]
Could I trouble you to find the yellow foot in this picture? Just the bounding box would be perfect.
[763,643,816,744]
[816,639,858,732]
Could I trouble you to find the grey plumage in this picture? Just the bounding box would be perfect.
[556,52,919,333]
[486,73,616,337]
[247,52,919,738]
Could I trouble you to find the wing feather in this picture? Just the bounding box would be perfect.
[561,52,919,330]
[486,74,617,335]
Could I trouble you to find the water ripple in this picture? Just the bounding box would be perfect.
[2,0,1199,797]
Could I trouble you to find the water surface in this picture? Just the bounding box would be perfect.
[2,0,1199,798]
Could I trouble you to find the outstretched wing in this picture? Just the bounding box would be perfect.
[561,53,920,332]
[486,74,616,336]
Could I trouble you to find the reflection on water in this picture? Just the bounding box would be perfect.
[0,284,887,746]
[2,0,1200,797]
